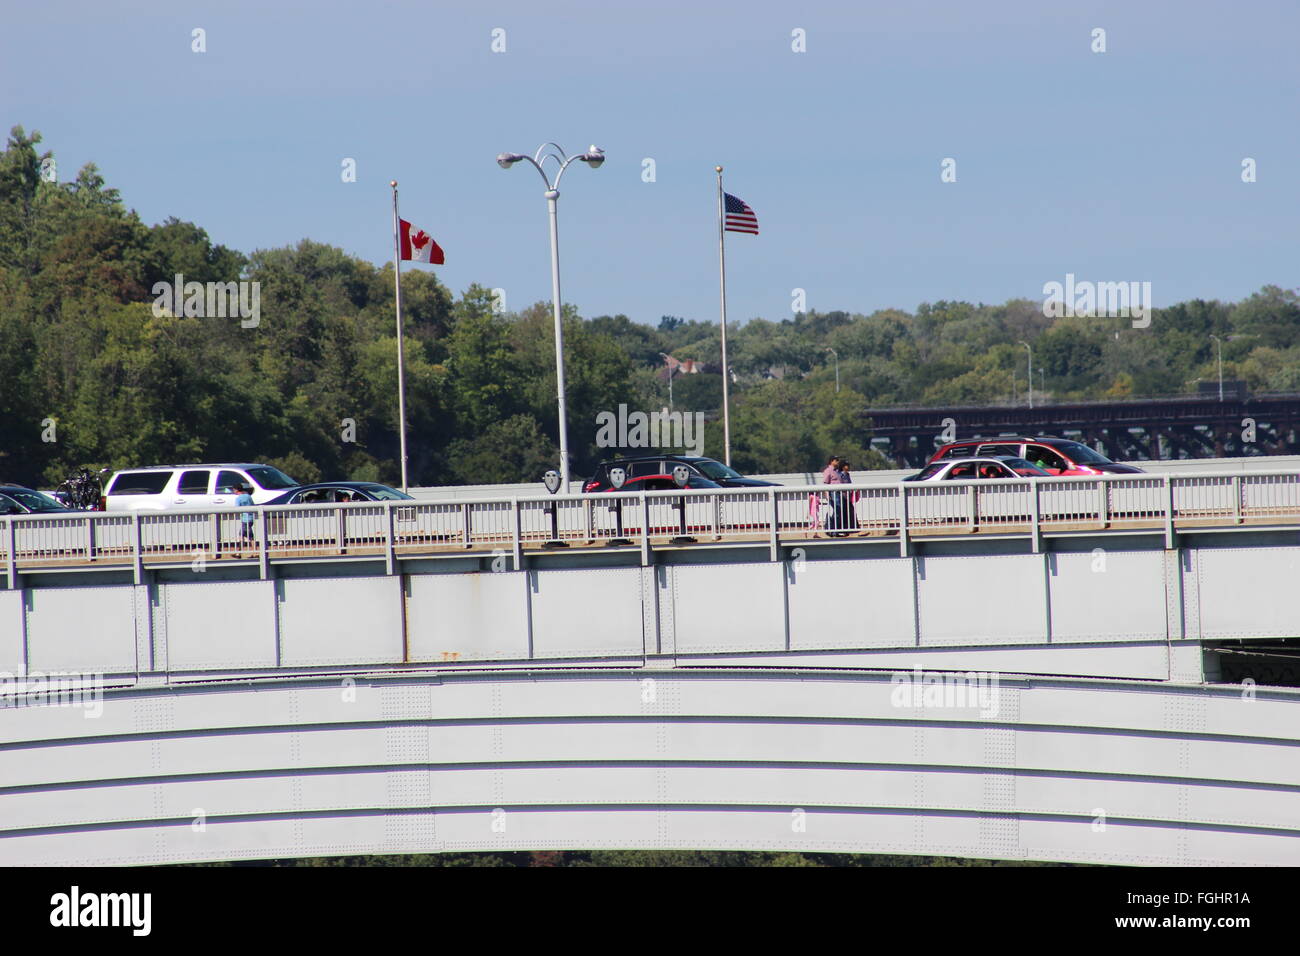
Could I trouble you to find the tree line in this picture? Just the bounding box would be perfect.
[3,125,1298,489]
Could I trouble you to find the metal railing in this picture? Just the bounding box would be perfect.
[4,472,1300,580]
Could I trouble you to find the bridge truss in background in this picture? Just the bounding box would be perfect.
[866,394,1300,467]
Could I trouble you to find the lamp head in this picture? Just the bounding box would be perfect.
[579,145,605,168]
[497,152,525,169]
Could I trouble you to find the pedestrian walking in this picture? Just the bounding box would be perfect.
[235,483,256,551]
[809,488,834,537]
[821,454,849,536]
[838,458,862,535]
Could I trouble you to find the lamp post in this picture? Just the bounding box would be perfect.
[1209,334,1224,402]
[1018,341,1033,409]
[497,143,605,490]
[824,347,839,393]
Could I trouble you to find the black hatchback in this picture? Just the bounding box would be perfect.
[583,455,778,492]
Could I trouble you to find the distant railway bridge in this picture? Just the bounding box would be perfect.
[868,392,1300,467]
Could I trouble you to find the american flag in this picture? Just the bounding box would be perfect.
[724,192,759,235]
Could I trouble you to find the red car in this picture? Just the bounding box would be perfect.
[928,436,1144,476]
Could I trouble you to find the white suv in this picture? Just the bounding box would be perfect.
[102,463,299,511]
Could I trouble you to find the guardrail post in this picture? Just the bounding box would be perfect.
[335,506,347,555]
[583,496,593,544]
[769,487,779,561]
[1164,474,1175,548]
[640,492,650,566]
[511,498,522,569]
[1030,480,1041,553]
[967,484,977,532]
[257,508,269,579]
[5,515,15,590]
[132,511,144,585]
[711,493,721,540]
[461,502,472,550]
[1097,478,1110,529]
[85,515,97,562]
[898,484,910,557]
[1231,475,1242,524]
[385,501,396,575]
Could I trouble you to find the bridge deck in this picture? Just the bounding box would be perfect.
[5,471,1300,578]
[8,510,1300,572]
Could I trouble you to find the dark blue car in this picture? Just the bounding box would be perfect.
[263,482,414,505]
[584,455,776,492]
[0,485,76,515]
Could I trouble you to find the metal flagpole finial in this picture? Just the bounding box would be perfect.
[715,165,723,173]
[390,180,397,188]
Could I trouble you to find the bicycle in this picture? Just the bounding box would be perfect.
[55,467,108,510]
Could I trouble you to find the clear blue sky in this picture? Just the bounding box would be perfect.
[4,0,1296,326]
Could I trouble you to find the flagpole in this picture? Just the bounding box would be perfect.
[715,165,732,467]
[390,180,411,493]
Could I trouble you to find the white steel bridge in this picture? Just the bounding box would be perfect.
[2,470,1299,866]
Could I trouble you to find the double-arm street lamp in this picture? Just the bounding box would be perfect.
[497,143,605,490]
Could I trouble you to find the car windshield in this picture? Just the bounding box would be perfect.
[246,466,298,490]
[6,488,66,512]
[914,464,945,480]
[360,485,413,501]
[1057,442,1112,465]
[1003,458,1049,476]
[694,460,743,480]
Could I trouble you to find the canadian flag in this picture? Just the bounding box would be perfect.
[398,218,445,264]
[660,353,701,375]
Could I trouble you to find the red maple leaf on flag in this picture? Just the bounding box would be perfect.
[399,218,444,264]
